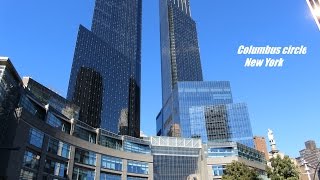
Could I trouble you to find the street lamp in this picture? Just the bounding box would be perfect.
[306,0,320,30]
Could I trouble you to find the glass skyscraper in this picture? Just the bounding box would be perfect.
[67,0,142,137]
[158,0,255,148]
[156,81,254,148]
[157,81,233,137]
[203,103,254,147]
[160,0,203,105]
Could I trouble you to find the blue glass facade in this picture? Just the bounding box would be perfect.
[124,141,151,154]
[44,158,68,178]
[207,142,266,163]
[100,173,121,180]
[29,128,44,148]
[74,148,97,166]
[157,81,233,138]
[160,0,203,105]
[205,103,254,147]
[47,137,71,159]
[212,165,225,177]
[127,161,149,175]
[22,150,40,170]
[101,155,122,171]
[158,0,256,151]
[156,80,255,147]
[22,77,80,120]
[1,61,157,179]
[207,142,266,177]
[67,0,142,137]
[46,112,71,134]
[151,137,202,180]
[72,166,95,180]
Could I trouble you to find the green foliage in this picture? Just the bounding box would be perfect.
[222,161,261,180]
[267,155,300,180]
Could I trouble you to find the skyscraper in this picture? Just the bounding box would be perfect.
[160,0,203,104]
[67,0,142,137]
[157,0,255,148]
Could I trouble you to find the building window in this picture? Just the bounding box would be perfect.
[20,95,46,120]
[208,147,236,157]
[44,158,68,178]
[20,169,37,180]
[22,150,40,170]
[73,125,96,144]
[46,112,71,134]
[127,161,149,175]
[127,176,148,180]
[213,165,225,177]
[29,128,44,148]
[47,137,70,159]
[124,141,151,154]
[72,166,95,180]
[100,135,122,150]
[101,155,122,171]
[100,173,121,180]
[74,148,96,166]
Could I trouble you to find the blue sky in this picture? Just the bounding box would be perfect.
[1,0,320,158]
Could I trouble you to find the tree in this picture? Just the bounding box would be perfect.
[222,161,261,180]
[267,155,300,180]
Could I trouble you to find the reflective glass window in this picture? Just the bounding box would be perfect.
[213,165,225,177]
[100,173,121,180]
[124,141,151,154]
[101,155,122,171]
[72,166,95,180]
[74,148,96,166]
[44,158,68,178]
[73,125,96,144]
[20,169,37,180]
[127,161,148,175]
[208,147,236,157]
[20,95,46,120]
[100,135,122,150]
[22,150,40,170]
[29,128,44,148]
[46,112,71,134]
[47,137,70,158]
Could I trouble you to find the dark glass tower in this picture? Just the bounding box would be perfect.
[160,0,203,104]
[67,0,142,137]
[157,1,255,148]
